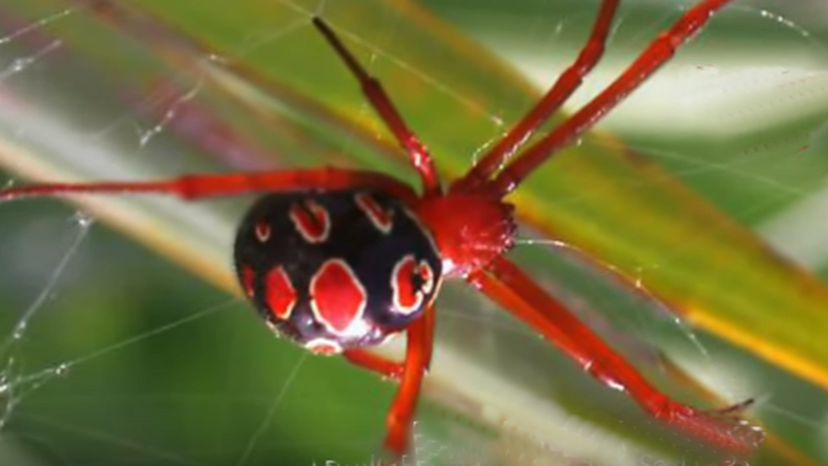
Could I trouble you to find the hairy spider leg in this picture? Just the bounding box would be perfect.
[343,312,436,457]
[343,303,437,383]
[310,0,755,458]
[452,0,619,193]
[0,168,417,204]
[312,17,445,457]
[490,0,737,196]
[455,0,760,455]
[313,18,442,196]
[343,349,405,381]
[383,304,434,456]
[468,257,765,454]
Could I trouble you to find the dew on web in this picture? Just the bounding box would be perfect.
[0,40,61,82]
[0,2,264,463]
[0,209,91,432]
[136,80,204,149]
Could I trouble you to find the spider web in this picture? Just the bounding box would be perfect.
[0,0,826,465]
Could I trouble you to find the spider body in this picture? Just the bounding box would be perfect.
[234,189,443,353]
[0,0,765,461]
[411,193,517,278]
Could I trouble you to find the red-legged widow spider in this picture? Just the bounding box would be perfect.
[0,0,765,461]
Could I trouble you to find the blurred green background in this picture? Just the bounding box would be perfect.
[0,0,827,465]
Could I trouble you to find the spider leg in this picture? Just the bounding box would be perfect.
[344,300,436,382]
[467,256,764,455]
[343,349,404,381]
[383,304,435,458]
[452,0,619,193]
[312,18,441,196]
[342,304,435,460]
[490,0,736,196]
[0,167,417,203]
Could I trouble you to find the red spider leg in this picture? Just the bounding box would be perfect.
[420,300,436,370]
[312,18,442,196]
[452,0,619,193]
[467,256,763,454]
[384,303,434,457]
[342,303,436,381]
[341,310,435,460]
[0,168,417,203]
[490,0,736,196]
[343,349,404,381]
[346,307,436,455]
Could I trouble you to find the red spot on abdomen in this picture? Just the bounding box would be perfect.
[355,193,393,233]
[305,338,343,355]
[265,266,297,320]
[254,221,271,242]
[391,255,434,315]
[392,256,420,314]
[310,259,367,335]
[290,199,330,243]
[241,266,256,298]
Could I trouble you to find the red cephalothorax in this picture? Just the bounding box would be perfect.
[0,1,765,463]
[411,194,516,278]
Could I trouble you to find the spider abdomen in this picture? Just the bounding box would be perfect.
[233,189,442,354]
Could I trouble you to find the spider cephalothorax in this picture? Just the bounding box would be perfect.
[411,193,517,278]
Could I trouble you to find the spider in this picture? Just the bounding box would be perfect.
[0,0,765,461]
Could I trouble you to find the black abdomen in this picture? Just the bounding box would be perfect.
[233,189,442,354]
